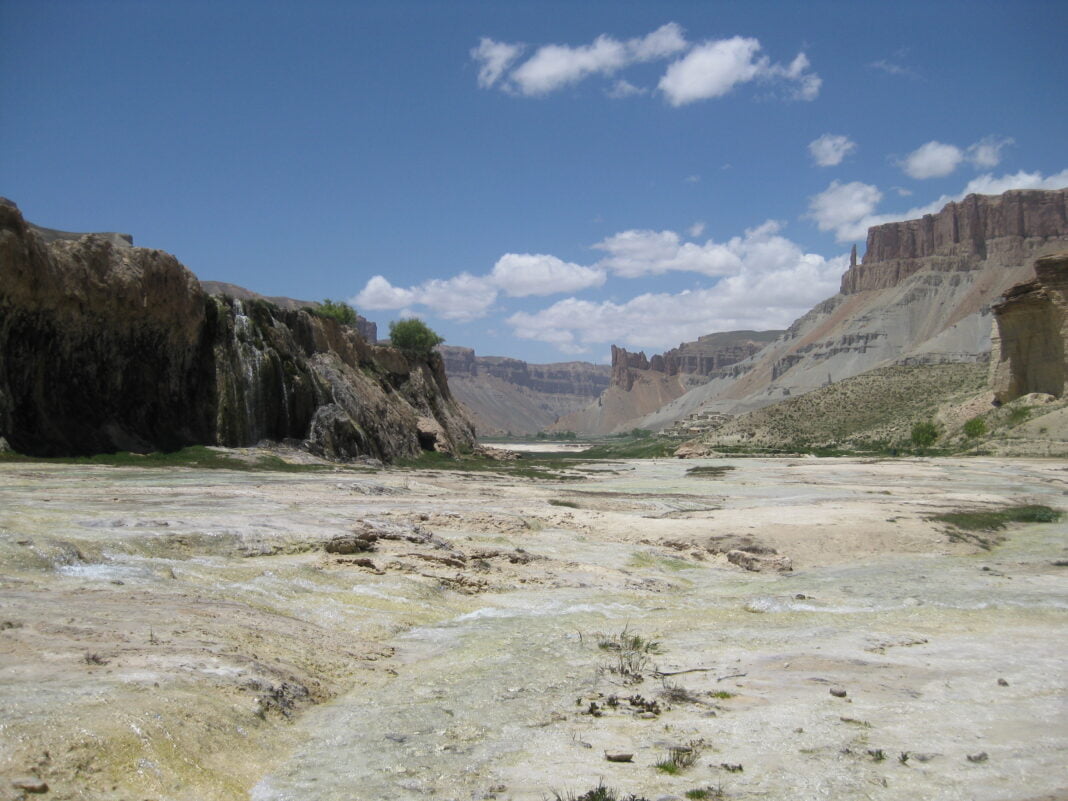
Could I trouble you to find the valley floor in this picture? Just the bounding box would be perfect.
[1,455,1066,801]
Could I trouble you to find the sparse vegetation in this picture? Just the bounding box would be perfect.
[551,784,650,801]
[1007,405,1032,425]
[580,437,676,459]
[686,465,735,478]
[685,787,725,800]
[655,741,702,774]
[660,678,700,704]
[681,363,987,457]
[932,504,1061,532]
[548,499,580,508]
[595,626,660,683]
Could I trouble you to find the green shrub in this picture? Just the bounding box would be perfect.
[316,299,358,325]
[910,421,939,451]
[963,416,987,439]
[389,318,444,355]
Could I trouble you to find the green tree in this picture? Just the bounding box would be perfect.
[317,299,358,326]
[911,420,939,452]
[389,318,444,356]
[963,416,987,452]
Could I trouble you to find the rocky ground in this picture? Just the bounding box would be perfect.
[1,452,1066,800]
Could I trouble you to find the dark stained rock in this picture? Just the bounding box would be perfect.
[0,199,475,461]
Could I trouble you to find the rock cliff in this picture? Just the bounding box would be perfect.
[841,189,1068,294]
[641,188,1068,434]
[550,332,781,435]
[0,199,474,460]
[990,251,1068,402]
[438,345,610,435]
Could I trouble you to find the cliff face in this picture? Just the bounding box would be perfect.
[0,200,474,460]
[438,345,610,435]
[990,252,1068,402]
[551,331,781,435]
[841,189,1068,294]
[635,188,1068,434]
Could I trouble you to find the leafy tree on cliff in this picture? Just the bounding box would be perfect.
[317,299,358,326]
[389,318,444,356]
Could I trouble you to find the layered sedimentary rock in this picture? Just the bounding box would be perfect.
[0,199,473,459]
[438,345,610,435]
[639,189,1068,435]
[990,251,1068,402]
[551,332,781,435]
[842,190,1068,294]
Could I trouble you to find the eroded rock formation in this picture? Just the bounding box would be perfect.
[990,252,1068,402]
[551,332,782,435]
[0,199,474,460]
[639,189,1068,435]
[438,345,610,435]
[841,189,1068,294]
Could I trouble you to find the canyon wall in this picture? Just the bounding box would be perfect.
[841,189,1068,294]
[438,345,610,435]
[652,188,1068,437]
[551,332,782,435]
[0,199,474,460]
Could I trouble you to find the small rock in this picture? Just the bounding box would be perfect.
[605,752,633,762]
[829,686,847,698]
[997,678,1009,686]
[11,778,49,793]
[967,751,989,763]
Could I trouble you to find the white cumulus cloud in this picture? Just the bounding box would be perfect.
[470,38,524,89]
[901,140,964,179]
[354,273,499,322]
[966,136,1014,169]
[509,223,846,352]
[900,136,1015,179]
[658,37,819,106]
[490,253,606,297]
[808,133,858,167]
[807,181,884,241]
[503,23,687,96]
[353,253,607,321]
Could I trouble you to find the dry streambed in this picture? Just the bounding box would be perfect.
[0,458,1066,801]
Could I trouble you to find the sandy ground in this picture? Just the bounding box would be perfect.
[0,455,1066,801]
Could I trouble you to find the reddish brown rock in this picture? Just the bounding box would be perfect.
[841,189,1068,295]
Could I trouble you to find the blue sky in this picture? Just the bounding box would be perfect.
[3,1,1066,363]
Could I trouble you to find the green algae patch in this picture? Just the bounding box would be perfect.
[932,505,1062,532]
